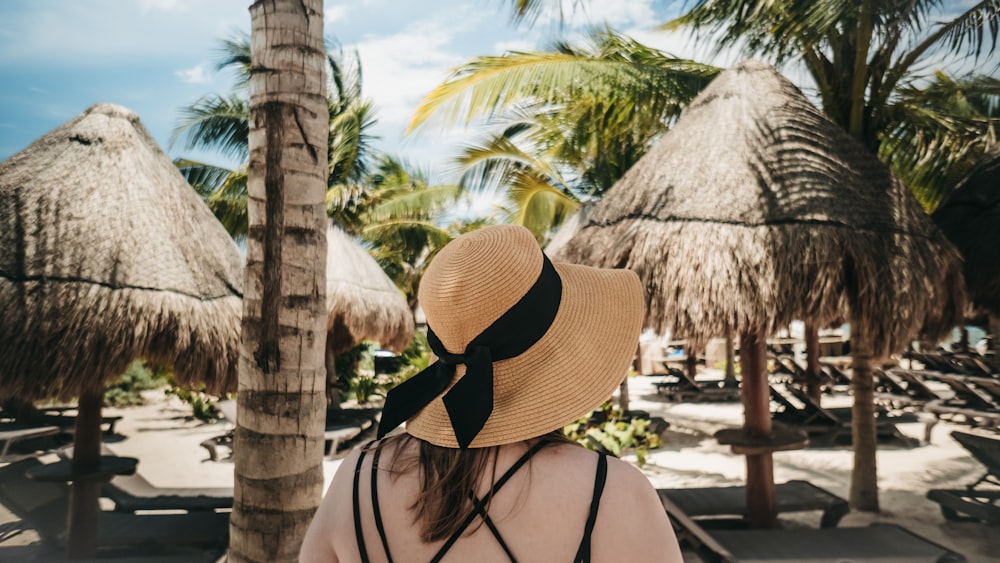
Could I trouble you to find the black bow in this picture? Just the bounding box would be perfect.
[377,255,562,448]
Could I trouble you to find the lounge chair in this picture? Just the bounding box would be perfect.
[0,458,229,553]
[55,444,232,513]
[770,383,922,447]
[652,366,740,402]
[661,494,967,563]
[102,472,232,513]
[0,423,61,461]
[929,373,998,411]
[657,479,849,529]
[927,431,1000,524]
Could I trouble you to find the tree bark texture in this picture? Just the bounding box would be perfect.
[231,1,328,561]
[850,330,880,512]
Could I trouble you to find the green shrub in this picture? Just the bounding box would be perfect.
[165,385,221,422]
[563,401,662,466]
[104,361,169,407]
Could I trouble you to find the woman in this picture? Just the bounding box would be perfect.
[301,225,682,562]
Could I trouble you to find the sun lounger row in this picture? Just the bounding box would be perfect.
[0,458,230,555]
[651,366,741,402]
[904,350,996,377]
[876,368,1000,429]
[769,382,924,447]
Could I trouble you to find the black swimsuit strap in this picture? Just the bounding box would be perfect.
[468,495,518,562]
[429,440,548,563]
[352,441,378,563]
[371,442,394,563]
[573,453,608,563]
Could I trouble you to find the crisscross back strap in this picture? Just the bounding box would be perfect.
[429,440,548,563]
[573,453,608,563]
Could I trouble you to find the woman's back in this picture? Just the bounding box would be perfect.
[303,438,682,563]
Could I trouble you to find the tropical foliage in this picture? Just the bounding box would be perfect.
[473,1,1000,211]
[410,28,719,242]
[664,0,1000,210]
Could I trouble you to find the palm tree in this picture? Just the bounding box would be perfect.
[664,0,1000,514]
[234,0,327,561]
[173,31,377,242]
[666,0,1000,210]
[409,28,719,240]
[480,0,997,514]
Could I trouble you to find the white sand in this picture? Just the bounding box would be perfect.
[2,380,998,562]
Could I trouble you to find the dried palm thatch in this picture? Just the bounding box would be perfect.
[326,224,414,355]
[0,103,243,400]
[933,150,1000,318]
[551,60,965,356]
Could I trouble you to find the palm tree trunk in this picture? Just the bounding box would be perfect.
[231,1,329,561]
[849,329,879,512]
[804,323,822,403]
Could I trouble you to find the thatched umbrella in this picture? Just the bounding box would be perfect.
[325,223,414,356]
[550,60,964,525]
[933,150,1000,341]
[324,224,414,405]
[0,103,243,557]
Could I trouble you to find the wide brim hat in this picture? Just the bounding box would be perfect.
[402,224,644,448]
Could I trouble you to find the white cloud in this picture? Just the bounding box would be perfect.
[532,0,657,29]
[175,63,209,84]
[350,14,474,130]
[140,0,187,13]
[326,5,349,23]
[493,39,537,55]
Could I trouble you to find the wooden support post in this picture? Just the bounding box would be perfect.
[805,323,822,403]
[66,385,103,559]
[739,328,776,529]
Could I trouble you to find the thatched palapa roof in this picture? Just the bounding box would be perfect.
[0,103,244,399]
[326,224,414,355]
[550,60,964,355]
[932,150,1000,318]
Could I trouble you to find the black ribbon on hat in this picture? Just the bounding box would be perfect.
[377,255,563,448]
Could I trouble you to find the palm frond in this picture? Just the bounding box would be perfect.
[506,171,580,242]
[880,72,1000,210]
[170,94,249,161]
[408,28,718,133]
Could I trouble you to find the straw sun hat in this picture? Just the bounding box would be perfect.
[378,224,644,448]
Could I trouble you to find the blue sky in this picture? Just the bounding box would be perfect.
[0,0,726,178]
[0,0,986,181]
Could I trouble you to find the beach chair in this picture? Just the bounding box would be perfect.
[873,369,928,408]
[652,366,740,402]
[0,423,61,461]
[56,444,233,513]
[770,383,921,447]
[928,373,998,411]
[0,458,229,553]
[661,494,967,563]
[102,471,232,513]
[926,431,1000,524]
[657,480,849,529]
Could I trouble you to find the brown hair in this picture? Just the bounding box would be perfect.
[386,431,577,542]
